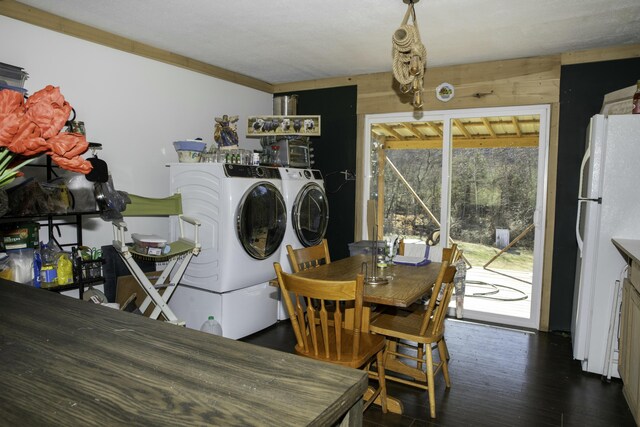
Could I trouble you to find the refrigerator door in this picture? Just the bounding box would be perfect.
[572,115,606,363]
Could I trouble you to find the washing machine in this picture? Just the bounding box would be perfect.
[167,163,287,338]
[277,167,329,319]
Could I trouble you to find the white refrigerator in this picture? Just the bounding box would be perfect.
[572,114,640,378]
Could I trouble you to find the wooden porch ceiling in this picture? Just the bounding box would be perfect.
[371,115,540,149]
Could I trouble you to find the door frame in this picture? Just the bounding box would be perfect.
[362,105,551,330]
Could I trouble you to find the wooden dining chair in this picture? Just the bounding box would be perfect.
[442,243,462,265]
[368,261,457,419]
[415,244,462,361]
[286,239,331,273]
[273,262,388,414]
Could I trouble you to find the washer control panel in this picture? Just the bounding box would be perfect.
[225,164,281,179]
[280,167,323,181]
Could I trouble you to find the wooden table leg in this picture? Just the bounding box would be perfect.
[338,398,363,426]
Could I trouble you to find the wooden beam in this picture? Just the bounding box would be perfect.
[453,119,472,138]
[385,136,539,150]
[482,118,497,138]
[425,122,443,138]
[378,124,406,141]
[561,43,640,65]
[0,0,273,93]
[511,117,523,137]
[401,123,424,139]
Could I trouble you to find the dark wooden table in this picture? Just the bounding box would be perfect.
[294,254,442,307]
[0,280,367,426]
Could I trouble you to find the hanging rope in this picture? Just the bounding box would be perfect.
[392,1,426,108]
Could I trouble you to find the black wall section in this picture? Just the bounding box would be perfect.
[276,86,358,260]
[550,58,640,331]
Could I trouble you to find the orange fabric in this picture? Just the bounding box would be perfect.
[48,132,89,158]
[0,90,24,118]
[24,85,72,139]
[0,86,92,175]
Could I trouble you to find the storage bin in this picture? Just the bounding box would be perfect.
[348,240,386,257]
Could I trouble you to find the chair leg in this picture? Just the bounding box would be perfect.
[426,347,436,418]
[442,337,450,360]
[376,350,388,413]
[438,339,451,388]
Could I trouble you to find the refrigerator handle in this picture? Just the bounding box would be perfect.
[576,199,585,253]
[575,145,591,254]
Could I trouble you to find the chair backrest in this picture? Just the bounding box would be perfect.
[429,279,455,336]
[420,262,457,336]
[442,243,461,264]
[287,239,331,273]
[274,262,365,362]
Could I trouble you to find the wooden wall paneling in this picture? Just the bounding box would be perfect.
[355,56,561,115]
[539,102,560,331]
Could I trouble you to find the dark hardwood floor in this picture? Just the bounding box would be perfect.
[242,319,636,426]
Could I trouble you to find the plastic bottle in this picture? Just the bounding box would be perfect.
[33,248,42,288]
[200,315,223,336]
[633,80,640,114]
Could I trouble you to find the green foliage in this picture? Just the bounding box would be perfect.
[380,145,538,249]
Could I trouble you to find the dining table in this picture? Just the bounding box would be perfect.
[0,279,367,426]
[291,253,443,414]
[293,254,442,308]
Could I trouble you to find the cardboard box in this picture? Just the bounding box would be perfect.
[116,271,166,318]
[0,222,39,251]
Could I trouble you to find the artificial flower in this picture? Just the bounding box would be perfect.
[0,85,92,188]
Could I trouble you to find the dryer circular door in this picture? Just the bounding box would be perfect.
[236,182,287,260]
[292,182,329,247]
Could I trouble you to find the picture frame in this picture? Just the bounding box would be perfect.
[247,115,321,137]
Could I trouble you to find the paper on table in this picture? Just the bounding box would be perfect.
[427,246,443,262]
[394,243,430,265]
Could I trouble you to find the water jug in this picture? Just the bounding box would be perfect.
[200,315,223,336]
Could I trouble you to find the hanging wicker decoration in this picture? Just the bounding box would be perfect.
[392,0,426,108]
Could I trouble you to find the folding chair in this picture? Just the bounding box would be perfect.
[111,194,201,325]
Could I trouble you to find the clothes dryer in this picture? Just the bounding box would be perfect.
[277,167,329,319]
[168,163,286,338]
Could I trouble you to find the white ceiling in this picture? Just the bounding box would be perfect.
[17,0,640,85]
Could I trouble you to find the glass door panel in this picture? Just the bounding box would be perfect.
[370,120,444,243]
[449,114,540,324]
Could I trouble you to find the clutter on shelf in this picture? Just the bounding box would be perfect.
[0,85,94,216]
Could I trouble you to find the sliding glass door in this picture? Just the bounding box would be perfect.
[363,106,549,329]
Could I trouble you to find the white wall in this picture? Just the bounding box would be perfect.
[0,16,271,248]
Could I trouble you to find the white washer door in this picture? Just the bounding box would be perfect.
[236,181,287,259]
[292,182,329,247]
